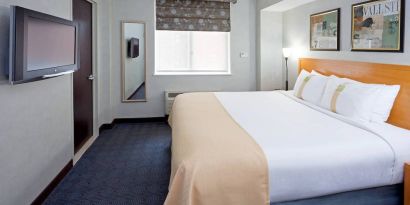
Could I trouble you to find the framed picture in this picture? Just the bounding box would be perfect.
[351,0,405,52]
[310,8,340,51]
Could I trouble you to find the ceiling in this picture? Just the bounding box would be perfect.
[262,0,317,12]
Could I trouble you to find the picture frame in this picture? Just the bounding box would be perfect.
[310,8,341,51]
[351,0,405,52]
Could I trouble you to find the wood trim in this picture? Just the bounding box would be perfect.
[405,163,410,205]
[298,58,410,130]
[31,160,73,205]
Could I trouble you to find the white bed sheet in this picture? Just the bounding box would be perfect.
[215,91,410,203]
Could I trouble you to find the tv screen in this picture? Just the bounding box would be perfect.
[9,6,78,84]
[128,38,139,58]
[27,17,76,71]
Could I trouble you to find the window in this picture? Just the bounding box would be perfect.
[155,31,230,75]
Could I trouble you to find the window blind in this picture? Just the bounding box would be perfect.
[156,0,237,32]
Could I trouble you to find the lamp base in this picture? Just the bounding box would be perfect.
[284,57,289,91]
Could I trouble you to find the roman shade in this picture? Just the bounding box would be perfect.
[156,0,237,32]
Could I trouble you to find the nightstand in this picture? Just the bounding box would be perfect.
[405,163,409,205]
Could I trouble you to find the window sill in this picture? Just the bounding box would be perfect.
[154,71,232,76]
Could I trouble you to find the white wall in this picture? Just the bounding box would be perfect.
[0,1,73,205]
[256,0,283,90]
[282,0,410,88]
[259,11,283,90]
[108,0,257,118]
[96,0,113,126]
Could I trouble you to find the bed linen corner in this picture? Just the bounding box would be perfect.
[166,92,270,205]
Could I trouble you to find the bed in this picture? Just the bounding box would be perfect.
[165,58,410,205]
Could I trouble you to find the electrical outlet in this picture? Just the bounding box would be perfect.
[239,52,248,58]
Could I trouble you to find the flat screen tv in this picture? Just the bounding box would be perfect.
[8,6,79,84]
[128,38,139,58]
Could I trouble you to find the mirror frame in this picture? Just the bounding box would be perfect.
[121,20,147,103]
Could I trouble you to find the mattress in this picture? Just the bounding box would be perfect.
[215,91,410,203]
[167,91,410,204]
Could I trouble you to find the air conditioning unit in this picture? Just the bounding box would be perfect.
[165,91,186,115]
[165,90,219,115]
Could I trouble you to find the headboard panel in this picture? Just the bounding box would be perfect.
[299,58,410,130]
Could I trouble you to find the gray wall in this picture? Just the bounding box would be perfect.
[0,1,73,205]
[96,0,113,126]
[282,0,410,88]
[259,11,283,90]
[255,0,283,90]
[108,0,257,118]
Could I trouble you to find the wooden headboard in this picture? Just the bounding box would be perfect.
[299,58,410,130]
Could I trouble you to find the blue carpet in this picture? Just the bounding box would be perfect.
[44,122,171,205]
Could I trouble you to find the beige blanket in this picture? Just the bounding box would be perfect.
[165,92,269,205]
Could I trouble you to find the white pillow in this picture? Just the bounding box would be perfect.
[320,76,400,122]
[329,76,400,122]
[293,69,311,92]
[371,85,400,122]
[320,76,379,122]
[293,69,324,90]
[294,74,329,105]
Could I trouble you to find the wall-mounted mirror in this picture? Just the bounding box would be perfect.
[121,21,146,102]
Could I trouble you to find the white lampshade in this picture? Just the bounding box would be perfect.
[282,48,292,58]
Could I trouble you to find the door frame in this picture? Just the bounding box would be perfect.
[71,0,99,163]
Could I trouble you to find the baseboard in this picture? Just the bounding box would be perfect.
[99,122,115,133]
[98,117,167,133]
[113,117,167,123]
[74,135,93,154]
[31,160,73,205]
[74,134,98,164]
